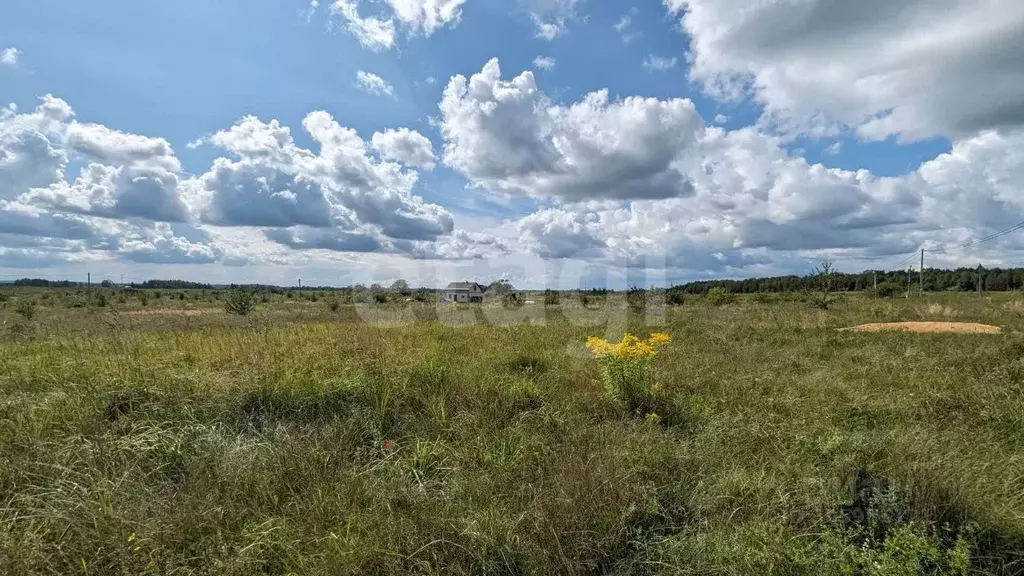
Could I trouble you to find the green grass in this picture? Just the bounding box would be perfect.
[2,291,1024,574]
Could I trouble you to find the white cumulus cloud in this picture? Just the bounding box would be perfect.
[331,0,397,51]
[439,58,705,202]
[0,47,20,67]
[666,0,1024,141]
[330,0,465,50]
[642,54,678,71]
[532,56,555,70]
[371,128,437,169]
[355,70,395,97]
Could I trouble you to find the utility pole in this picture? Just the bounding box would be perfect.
[87,272,91,289]
[298,278,302,290]
[873,271,877,296]
[906,267,911,299]
[920,249,924,293]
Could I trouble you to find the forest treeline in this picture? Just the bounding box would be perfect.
[11,266,1024,294]
[669,266,1024,294]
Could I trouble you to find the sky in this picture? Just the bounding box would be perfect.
[1,0,1024,288]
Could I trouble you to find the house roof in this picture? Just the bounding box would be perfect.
[445,281,484,291]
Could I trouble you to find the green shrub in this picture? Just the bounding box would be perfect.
[224,289,258,316]
[666,291,686,306]
[544,290,559,305]
[706,287,737,306]
[12,298,35,320]
[875,282,905,298]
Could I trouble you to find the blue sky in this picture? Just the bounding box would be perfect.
[1,0,1023,287]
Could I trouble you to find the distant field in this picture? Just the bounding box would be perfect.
[2,289,1024,574]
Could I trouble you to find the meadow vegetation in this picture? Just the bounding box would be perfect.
[1,287,1023,574]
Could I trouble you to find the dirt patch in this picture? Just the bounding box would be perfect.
[124,308,222,317]
[838,321,1001,334]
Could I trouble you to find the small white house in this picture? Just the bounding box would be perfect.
[442,281,485,303]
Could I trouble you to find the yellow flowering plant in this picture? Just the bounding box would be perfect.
[586,333,671,409]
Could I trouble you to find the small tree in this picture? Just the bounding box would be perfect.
[810,260,835,310]
[390,279,410,295]
[224,288,258,316]
[487,279,514,295]
[627,285,647,313]
[666,291,686,306]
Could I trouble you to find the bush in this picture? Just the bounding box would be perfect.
[706,287,737,306]
[327,299,340,312]
[875,282,905,298]
[666,291,686,306]
[13,298,35,321]
[224,289,258,316]
[544,290,559,305]
[502,293,522,308]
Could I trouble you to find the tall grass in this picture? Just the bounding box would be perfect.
[0,292,1023,574]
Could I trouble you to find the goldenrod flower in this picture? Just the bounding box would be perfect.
[586,336,613,358]
[645,412,661,424]
[648,332,672,346]
[586,333,671,408]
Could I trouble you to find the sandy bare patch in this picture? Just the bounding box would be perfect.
[124,308,222,317]
[838,322,1001,334]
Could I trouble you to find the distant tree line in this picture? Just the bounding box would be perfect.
[12,278,84,288]
[670,266,1024,294]
[17,267,1024,295]
[134,280,213,289]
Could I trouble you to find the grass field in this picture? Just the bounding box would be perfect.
[2,289,1024,575]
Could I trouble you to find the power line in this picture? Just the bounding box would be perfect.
[927,219,1024,255]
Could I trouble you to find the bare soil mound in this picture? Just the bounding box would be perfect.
[838,322,1001,334]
